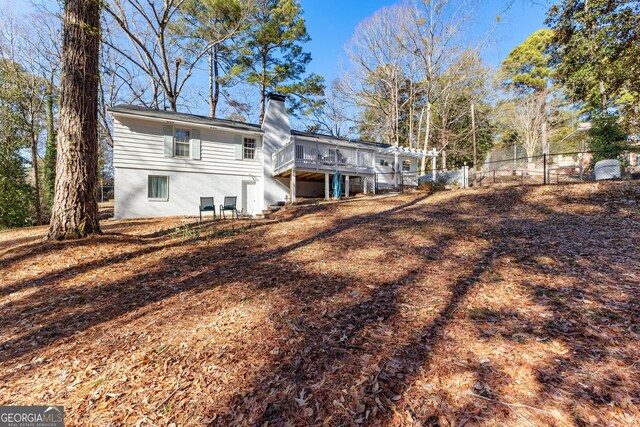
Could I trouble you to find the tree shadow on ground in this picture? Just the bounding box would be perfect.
[0,195,430,366]
[213,189,523,425]
[210,186,639,425]
[1,185,638,426]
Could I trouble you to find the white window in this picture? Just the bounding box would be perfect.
[403,159,411,171]
[148,175,169,200]
[379,159,389,167]
[174,129,190,157]
[243,137,256,160]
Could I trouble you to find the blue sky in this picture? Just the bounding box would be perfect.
[2,0,552,117]
[5,0,551,78]
[301,0,552,83]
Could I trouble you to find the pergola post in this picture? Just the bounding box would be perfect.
[324,172,330,200]
[394,153,399,188]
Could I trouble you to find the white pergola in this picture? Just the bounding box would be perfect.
[376,146,437,159]
[376,146,439,184]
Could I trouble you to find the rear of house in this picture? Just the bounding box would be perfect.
[110,93,433,219]
[111,106,266,219]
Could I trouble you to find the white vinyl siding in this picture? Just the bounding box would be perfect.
[112,117,263,177]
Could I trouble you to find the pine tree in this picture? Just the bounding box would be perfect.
[237,0,324,122]
[177,0,248,118]
[499,29,556,158]
[47,0,101,240]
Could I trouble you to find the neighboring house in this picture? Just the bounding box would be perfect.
[109,93,434,219]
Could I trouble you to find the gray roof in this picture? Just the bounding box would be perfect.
[108,105,263,133]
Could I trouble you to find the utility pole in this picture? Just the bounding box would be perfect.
[471,103,477,171]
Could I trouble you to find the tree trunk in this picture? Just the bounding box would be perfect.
[209,49,214,117]
[599,79,607,111]
[408,99,414,149]
[420,102,432,175]
[209,47,221,118]
[44,82,57,206]
[259,51,267,123]
[169,96,177,112]
[48,0,101,240]
[30,128,42,225]
[393,76,399,147]
[259,89,265,123]
[471,103,477,169]
[416,107,425,151]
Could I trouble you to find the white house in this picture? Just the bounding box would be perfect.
[109,93,434,219]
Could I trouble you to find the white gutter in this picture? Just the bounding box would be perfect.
[110,111,265,136]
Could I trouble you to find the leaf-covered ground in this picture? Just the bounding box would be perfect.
[1,182,639,426]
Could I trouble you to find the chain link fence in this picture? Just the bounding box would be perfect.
[470,148,640,186]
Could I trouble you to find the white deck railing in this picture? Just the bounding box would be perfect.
[272,140,295,176]
[272,138,375,176]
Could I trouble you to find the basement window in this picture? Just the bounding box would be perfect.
[148,175,169,201]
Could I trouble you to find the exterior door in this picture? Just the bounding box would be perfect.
[242,181,257,216]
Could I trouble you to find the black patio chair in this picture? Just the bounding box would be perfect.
[220,196,239,220]
[199,197,216,221]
